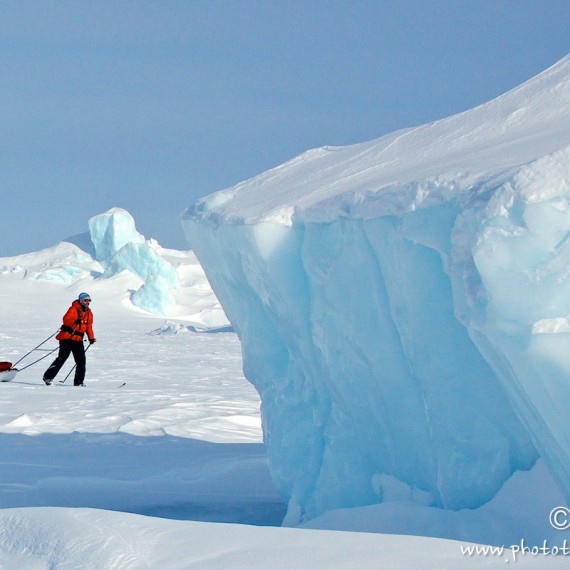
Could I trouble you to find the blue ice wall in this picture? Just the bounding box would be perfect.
[182,197,540,521]
[182,59,570,522]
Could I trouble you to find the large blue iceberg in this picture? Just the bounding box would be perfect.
[183,56,570,522]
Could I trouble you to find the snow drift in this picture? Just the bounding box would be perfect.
[183,55,570,522]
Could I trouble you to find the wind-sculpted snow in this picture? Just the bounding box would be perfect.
[183,56,570,523]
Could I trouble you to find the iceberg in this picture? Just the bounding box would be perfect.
[88,207,145,262]
[132,274,176,315]
[87,208,179,315]
[183,56,570,522]
[88,208,178,284]
[103,242,179,288]
[0,207,228,327]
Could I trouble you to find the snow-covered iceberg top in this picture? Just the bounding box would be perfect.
[188,55,570,226]
[183,55,570,523]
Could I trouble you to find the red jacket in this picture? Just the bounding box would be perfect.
[56,300,95,342]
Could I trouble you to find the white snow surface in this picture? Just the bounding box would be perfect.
[183,54,570,525]
[1,217,569,568]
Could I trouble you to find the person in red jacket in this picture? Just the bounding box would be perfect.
[43,292,96,386]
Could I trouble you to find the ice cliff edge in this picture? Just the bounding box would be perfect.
[183,56,570,522]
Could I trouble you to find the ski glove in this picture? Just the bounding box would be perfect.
[89,338,96,344]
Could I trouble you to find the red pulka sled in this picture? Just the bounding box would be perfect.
[0,361,17,382]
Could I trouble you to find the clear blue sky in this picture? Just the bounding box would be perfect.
[1,0,568,255]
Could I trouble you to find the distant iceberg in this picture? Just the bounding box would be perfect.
[0,208,229,329]
[184,56,570,522]
[88,207,146,262]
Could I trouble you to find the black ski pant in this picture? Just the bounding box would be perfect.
[44,339,86,385]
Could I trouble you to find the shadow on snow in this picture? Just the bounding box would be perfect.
[0,432,286,527]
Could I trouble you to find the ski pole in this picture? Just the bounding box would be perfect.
[12,330,60,367]
[59,343,91,384]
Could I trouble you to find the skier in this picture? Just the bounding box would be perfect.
[43,292,96,386]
